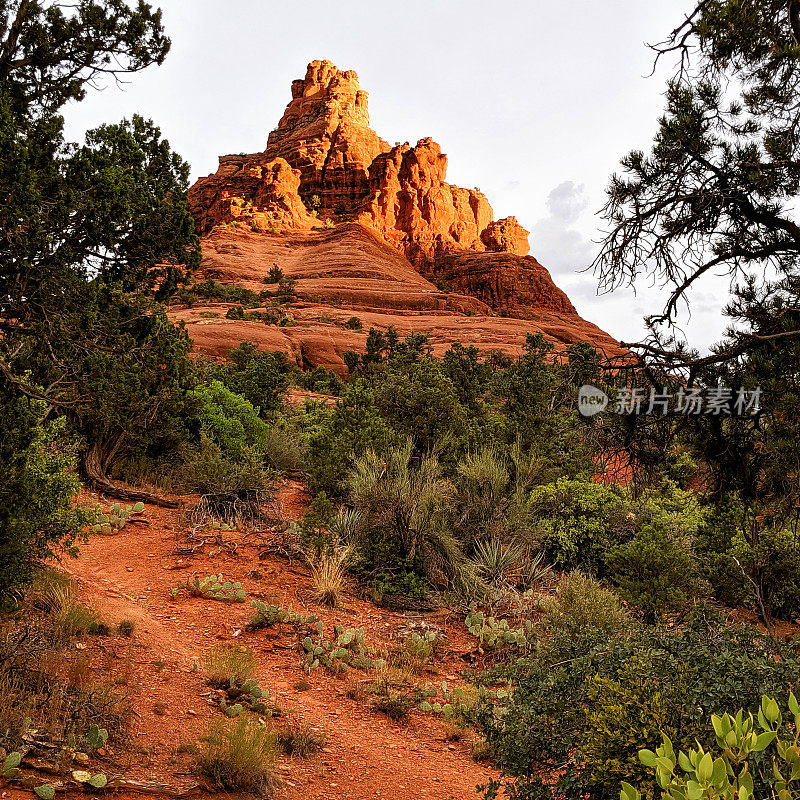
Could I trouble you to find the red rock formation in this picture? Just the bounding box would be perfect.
[263,60,390,211]
[356,138,494,268]
[481,217,530,256]
[437,250,576,317]
[189,156,314,235]
[181,59,624,373]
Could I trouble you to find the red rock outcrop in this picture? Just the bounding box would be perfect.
[437,250,576,317]
[181,60,624,373]
[356,138,494,268]
[481,217,530,256]
[263,60,390,211]
[189,156,315,235]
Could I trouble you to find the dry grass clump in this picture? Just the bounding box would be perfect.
[0,570,130,754]
[196,716,278,796]
[274,721,326,757]
[202,643,257,688]
[306,545,351,607]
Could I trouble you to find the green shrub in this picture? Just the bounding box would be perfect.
[189,380,269,459]
[196,717,277,796]
[530,478,628,573]
[209,342,290,416]
[606,526,707,622]
[542,572,630,635]
[0,394,88,599]
[344,316,363,331]
[178,435,268,495]
[476,607,800,800]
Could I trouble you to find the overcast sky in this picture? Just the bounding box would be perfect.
[62,0,731,352]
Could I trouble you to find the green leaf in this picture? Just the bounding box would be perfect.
[712,757,727,785]
[34,785,55,800]
[686,780,704,800]
[639,749,658,768]
[697,752,713,783]
[763,697,780,725]
[789,692,799,717]
[620,782,641,800]
[88,773,108,788]
[754,731,777,752]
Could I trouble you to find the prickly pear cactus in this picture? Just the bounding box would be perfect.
[465,605,534,650]
[301,623,386,674]
[217,678,279,718]
[175,574,246,603]
[247,601,317,631]
[91,501,146,535]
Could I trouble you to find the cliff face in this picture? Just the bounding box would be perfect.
[181,60,623,373]
[264,60,390,211]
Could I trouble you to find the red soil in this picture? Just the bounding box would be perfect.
[32,483,498,800]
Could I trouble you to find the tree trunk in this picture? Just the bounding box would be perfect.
[80,437,180,509]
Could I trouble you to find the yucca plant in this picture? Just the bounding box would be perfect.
[471,537,525,586]
[520,551,553,590]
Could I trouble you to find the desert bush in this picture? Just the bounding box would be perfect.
[196,716,277,796]
[476,607,800,800]
[263,424,305,472]
[373,693,412,722]
[348,442,477,593]
[606,526,708,622]
[530,478,628,573]
[0,577,130,755]
[202,644,257,688]
[189,380,269,460]
[178,435,270,495]
[344,316,363,331]
[542,572,629,636]
[392,630,439,673]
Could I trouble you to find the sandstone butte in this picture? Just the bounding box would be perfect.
[177,59,625,374]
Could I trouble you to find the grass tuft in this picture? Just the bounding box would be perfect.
[202,643,257,688]
[196,716,278,796]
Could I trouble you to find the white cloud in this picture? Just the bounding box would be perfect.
[530,181,595,278]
